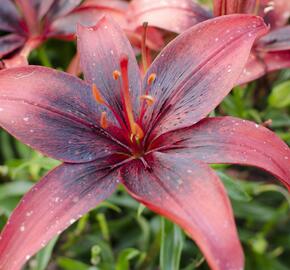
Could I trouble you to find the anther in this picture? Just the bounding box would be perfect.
[92,84,105,104]
[100,111,108,129]
[140,95,155,106]
[113,70,121,80]
[147,73,156,85]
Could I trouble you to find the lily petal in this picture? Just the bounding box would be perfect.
[83,0,129,10]
[49,5,127,38]
[45,0,82,20]
[82,0,128,27]
[0,0,22,32]
[142,15,267,138]
[2,54,28,69]
[121,152,243,270]
[0,66,124,163]
[0,161,119,270]
[213,0,256,16]
[238,50,290,85]
[261,0,290,28]
[14,0,38,34]
[159,117,290,190]
[36,0,55,19]
[66,52,81,76]
[77,16,141,119]
[0,34,26,58]
[81,0,164,50]
[257,26,290,52]
[128,0,211,34]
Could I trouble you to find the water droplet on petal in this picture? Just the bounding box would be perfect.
[70,219,76,225]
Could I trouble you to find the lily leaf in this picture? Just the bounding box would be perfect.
[160,218,184,270]
[269,81,290,108]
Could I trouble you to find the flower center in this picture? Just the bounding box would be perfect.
[91,55,156,147]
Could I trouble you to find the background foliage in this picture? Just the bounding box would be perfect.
[0,2,290,270]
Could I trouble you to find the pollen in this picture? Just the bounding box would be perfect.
[92,84,105,104]
[100,111,108,129]
[112,70,121,80]
[147,73,156,85]
[140,95,155,106]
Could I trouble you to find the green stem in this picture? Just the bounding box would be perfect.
[38,45,52,67]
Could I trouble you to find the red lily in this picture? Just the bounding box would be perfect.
[0,0,90,67]
[214,0,290,84]
[214,0,290,28]
[0,15,288,270]
[129,0,290,84]
[66,0,165,76]
[0,0,163,69]
[127,0,212,34]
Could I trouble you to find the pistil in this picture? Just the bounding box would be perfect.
[91,56,153,143]
[120,55,144,140]
[141,22,149,72]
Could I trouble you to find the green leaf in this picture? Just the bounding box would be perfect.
[137,203,146,217]
[0,197,20,216]
[57,257,96,270]
[160,218,184,270]
[116,248,140,270]
[33,237,58,270]
[0,181,33,200]
[96,213,110,242]
[232,201,277,222]
[268,81,290,108]
[218,172,252,202]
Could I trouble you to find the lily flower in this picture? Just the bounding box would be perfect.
[0,15,289,270]
[214,0,290,84]
[128,0,212,34]
[66,0,164,75]
[0,0,92,67]
[0,0,163,69]
[129,0,290,84]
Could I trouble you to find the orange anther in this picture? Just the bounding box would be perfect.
[100,111,108,129]
[140,95,155,106]
[113,70,121,80]
[147,73,156,85]
[92,84,105,104]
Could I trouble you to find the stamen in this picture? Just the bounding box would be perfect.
[141,22,149,72]
[100,111,108,129]
[140,95,155,106]
[92,84,105,104]
[147,73,156,85]
[112,70,121,80]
